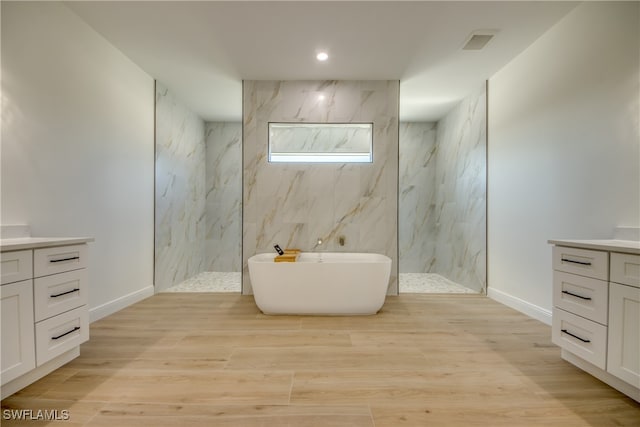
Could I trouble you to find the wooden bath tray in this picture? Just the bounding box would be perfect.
[274,249,301,262]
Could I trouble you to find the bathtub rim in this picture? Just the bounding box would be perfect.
[248,252,392,264]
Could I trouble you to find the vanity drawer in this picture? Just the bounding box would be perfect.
[1,250,33,285]
[34,244,87,278]
[552,308,607,369]
[553,246,608,280]
[553,271,608,325]
[35,306,89,366]
[610,253,640,288]
[34,269,88,322]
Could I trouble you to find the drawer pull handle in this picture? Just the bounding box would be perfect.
[51,326,81,340]
[50,288,80,298]
[561,329,590,343]
[50,256,80,263]
[561,258,592,266]
[561,290,592,301]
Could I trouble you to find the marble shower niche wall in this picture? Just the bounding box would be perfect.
[433,85,487,293]
[399,122,438,273]
[205,122,242,272]
[155,82,206,291]
[242,80,399,294]
[398,85,486,294]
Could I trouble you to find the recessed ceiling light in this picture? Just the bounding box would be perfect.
[316,52,329,61]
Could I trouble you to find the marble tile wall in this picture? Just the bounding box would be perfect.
[205,122,242,272]
[398,122,438,273]
[155,82,206,291]
[398,85,486,293]
[269,123,372,155]
[433,85,487,293]
[243,80,399,294]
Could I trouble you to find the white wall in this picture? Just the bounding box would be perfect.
[1,2,155,320]
[488,2,640,323]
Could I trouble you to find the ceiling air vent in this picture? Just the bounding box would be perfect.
[462,32,495,50]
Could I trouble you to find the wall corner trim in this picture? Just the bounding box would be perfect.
[487,287,552,325]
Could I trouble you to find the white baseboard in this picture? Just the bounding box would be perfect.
[487,287,552,325]
[89,285,154,322]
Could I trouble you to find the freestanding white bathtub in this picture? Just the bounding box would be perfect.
[248,252,391,315]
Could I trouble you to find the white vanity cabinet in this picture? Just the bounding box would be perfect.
[549,239,640,402]
[1,282,36,382]
[0,265,36,384]
[0,237,92,399]
[32,244,90,366]
[551,246,609,369]
[1,249,32,285]
[607,253,640,389]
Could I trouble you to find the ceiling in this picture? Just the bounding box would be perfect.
[66,1,578,122]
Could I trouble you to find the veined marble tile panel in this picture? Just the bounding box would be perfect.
[433,85,486,293]
[243,80,399,295]
[399,122,438,273]
[205,122,242,272]
[398,85,486,294]
[155,82,206,291]
[270,124,371,154]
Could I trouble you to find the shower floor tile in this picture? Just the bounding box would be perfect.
[163,271,241,293]
[399,273,477,294]
[163,272,475,294]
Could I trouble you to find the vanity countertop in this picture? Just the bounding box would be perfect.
[548,238,640,254]
[0,236,94,252]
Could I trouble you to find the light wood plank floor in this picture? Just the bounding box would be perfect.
[2,294,639,426]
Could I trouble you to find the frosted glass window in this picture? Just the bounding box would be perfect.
[268,123,373,163]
